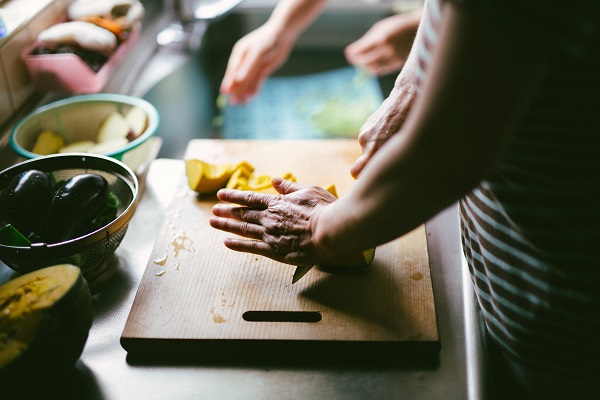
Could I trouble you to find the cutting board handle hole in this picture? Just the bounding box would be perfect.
[242,311,322,323]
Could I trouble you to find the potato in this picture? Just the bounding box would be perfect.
[59,140,96,153]
[96,112,130,143]
[88,137,129,154]
[124,106,148,141]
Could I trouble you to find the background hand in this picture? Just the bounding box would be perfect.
[344,10,420,76]
[220,25,295,105]
[210,177,337,266]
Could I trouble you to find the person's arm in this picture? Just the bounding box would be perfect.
[349,8,423,178]
[220,0,327,104]
[344,8,421,76]
[266,0,328,42]
[315,1,550,253]
[211,1,549,266]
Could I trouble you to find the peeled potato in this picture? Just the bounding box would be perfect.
[88,137,129,154]
[59,140,96,153]
[96,112,130,143]
[124,106,148,140]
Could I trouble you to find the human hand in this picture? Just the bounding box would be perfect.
[350,83,416,178]
[220,25,294,105]
[344,10,420,76]
[210,177,338,266]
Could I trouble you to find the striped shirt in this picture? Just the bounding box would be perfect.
[415,0,600,385]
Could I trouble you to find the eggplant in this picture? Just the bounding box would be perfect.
[0,169,52,238]
[41,173,109,243]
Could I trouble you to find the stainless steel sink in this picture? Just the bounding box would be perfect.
[112,0,399,159]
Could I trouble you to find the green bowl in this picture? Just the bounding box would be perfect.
[10,94,159,173]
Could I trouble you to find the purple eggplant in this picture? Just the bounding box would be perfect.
[0,169,52,238]
[41,173,109,243]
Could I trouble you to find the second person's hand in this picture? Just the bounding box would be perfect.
[219,24,295,105]
[344,9,420,77]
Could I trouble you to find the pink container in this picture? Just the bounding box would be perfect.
[21,26,139,94]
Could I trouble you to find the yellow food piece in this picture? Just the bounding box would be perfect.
[96,111,129,143]
[247,174,273,191]
[187,159,332,196]
[224,162,255,190]
[0,264,93,379]
[243,172,297,194]
[124,106,148,139]
[31,129,64,155]
[322,247,376,268]
[324,184,338,198]
[186,159,253,194]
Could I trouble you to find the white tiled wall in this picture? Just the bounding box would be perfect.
[0,0,70,126]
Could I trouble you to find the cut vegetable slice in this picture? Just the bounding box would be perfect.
[96,111,130,143]
[0,264,93,379]
[31,130,64,155]
[124,106,148,140]
[321,247,376,268]
[59,140,96,153]
[186,159,253,194]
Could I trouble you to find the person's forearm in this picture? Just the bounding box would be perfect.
[391,8,422,95]
[266,0,328,43]
[314,1,548,256]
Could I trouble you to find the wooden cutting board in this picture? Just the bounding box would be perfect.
[121,139,439,359]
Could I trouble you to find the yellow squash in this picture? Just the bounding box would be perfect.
[185,159,253,194]
[0,264,93,380]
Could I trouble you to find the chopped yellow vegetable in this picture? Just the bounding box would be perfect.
[322,247,376,268]
[225,164,297,193]
[185,159,253,194]
[225,162,255,190]
[187,159,327,196]
[246,172,297,193]
[31,129,64,155]
[248,174,272,191]
[324,184,338,198]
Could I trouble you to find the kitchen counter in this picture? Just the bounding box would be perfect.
[1,157,488,399]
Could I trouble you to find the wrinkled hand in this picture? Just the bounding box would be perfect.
[220,25,294,105]
[350,83,416,178]
[210,177,337,266]
[344,11,420,76]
